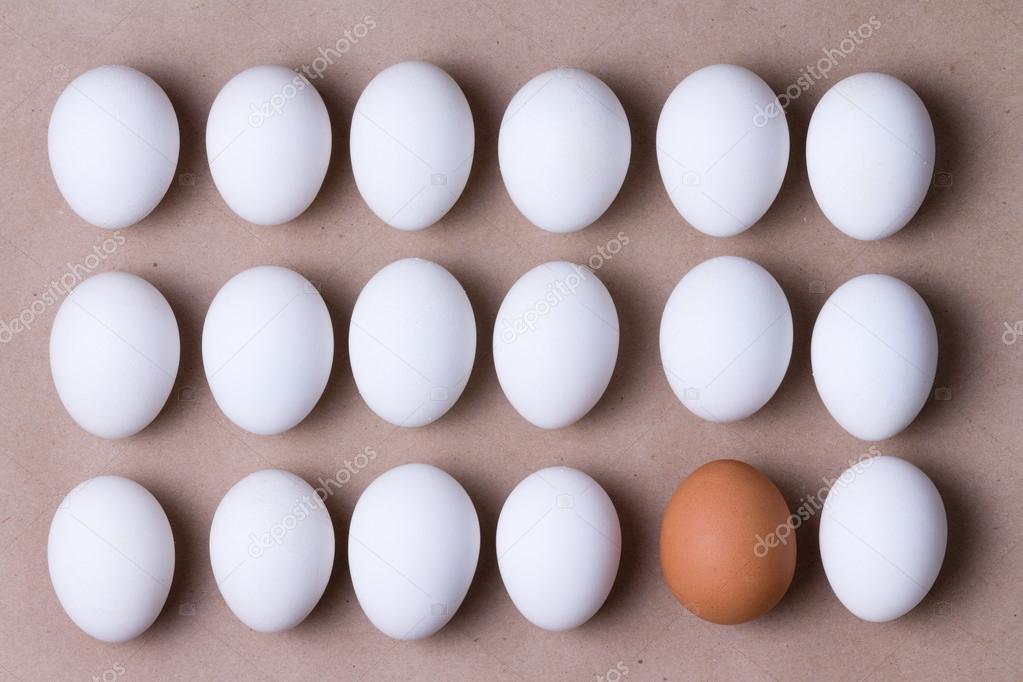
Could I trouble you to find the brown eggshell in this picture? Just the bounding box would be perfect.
[659,459,796,624]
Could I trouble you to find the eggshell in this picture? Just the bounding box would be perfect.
[209,470,335,632]
[202,266,333,435]
[496,466,621,631]
[660,256,792,422]
[498,68,631,233]
[811,274,937,441]
[348,463,480,640]
[49,271,180,439]
[350,61,474,230]
[349,258,476,427]
[48,476,175,642]
[206,65,331,225]
[820,456,946,622]
[807,72,935,240]
[48,65,179,229]
[660,459,795,624]
[493,261,619,429]
[656,64,789,237]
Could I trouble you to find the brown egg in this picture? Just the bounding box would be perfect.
[659,459,796,624]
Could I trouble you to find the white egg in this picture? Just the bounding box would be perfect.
[660,256,792,422]
[498,68,631,233]
[349,258,476,427]
[656,64,789,237]
[202,266,333,435]
[807,72,935,240]
[820,456,947,622]
[206,65,331,225]
[496,466,621,631]
[50,272,180,439]
[48,65,179,229]
[350,61,474,231]
[349,463,480,640]
[494,261,619,429]
[811,274,937,441]
[48,476,175,642]
[210,470,335,633]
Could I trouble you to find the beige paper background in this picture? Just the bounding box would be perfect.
[1,1,1021,679]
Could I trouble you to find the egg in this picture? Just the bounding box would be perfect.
[206,65,331,225]
[811,274,937,441]
[349,258,476,427]
[349,463,480,640]
[50,272,180,439]
[48,65,179,229]
[660,459,795,624]
[209,470,335,632]
[496,466,621,631]
[498,68,631,233]
[202,266,333,435]
[48,476,175,642]
[807,72,935,240]
[820,456,947,622]
[493,261,619,429]
[656,64,789,237]
[660,256,792,422]
[350,61,474,230]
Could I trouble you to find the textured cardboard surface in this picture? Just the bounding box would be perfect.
[1,1,1021,679]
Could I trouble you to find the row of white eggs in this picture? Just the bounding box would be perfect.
[50,464,619,642]
[49,455,946,643]
[49,62,934,240]
[50,256,938,443]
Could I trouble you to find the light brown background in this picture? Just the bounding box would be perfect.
[1,1,1021,680]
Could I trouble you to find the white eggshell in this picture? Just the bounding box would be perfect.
[498,68,631,233]
[807,72,935,240]
[48,65,179,229]
[348,463,480,640]
[820,456,947,622]
[210,470,335,632]
[811,274,937,441]
[350,61,474,230]
[50,272,180,439]
[659,256,792,422]
[349,258,476,427]
[206,65,331,225]
[494,261,619,429]
[656,64,789,237]
[496,466,621,631]
[48,476,175,642]
[202,266,333,435]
